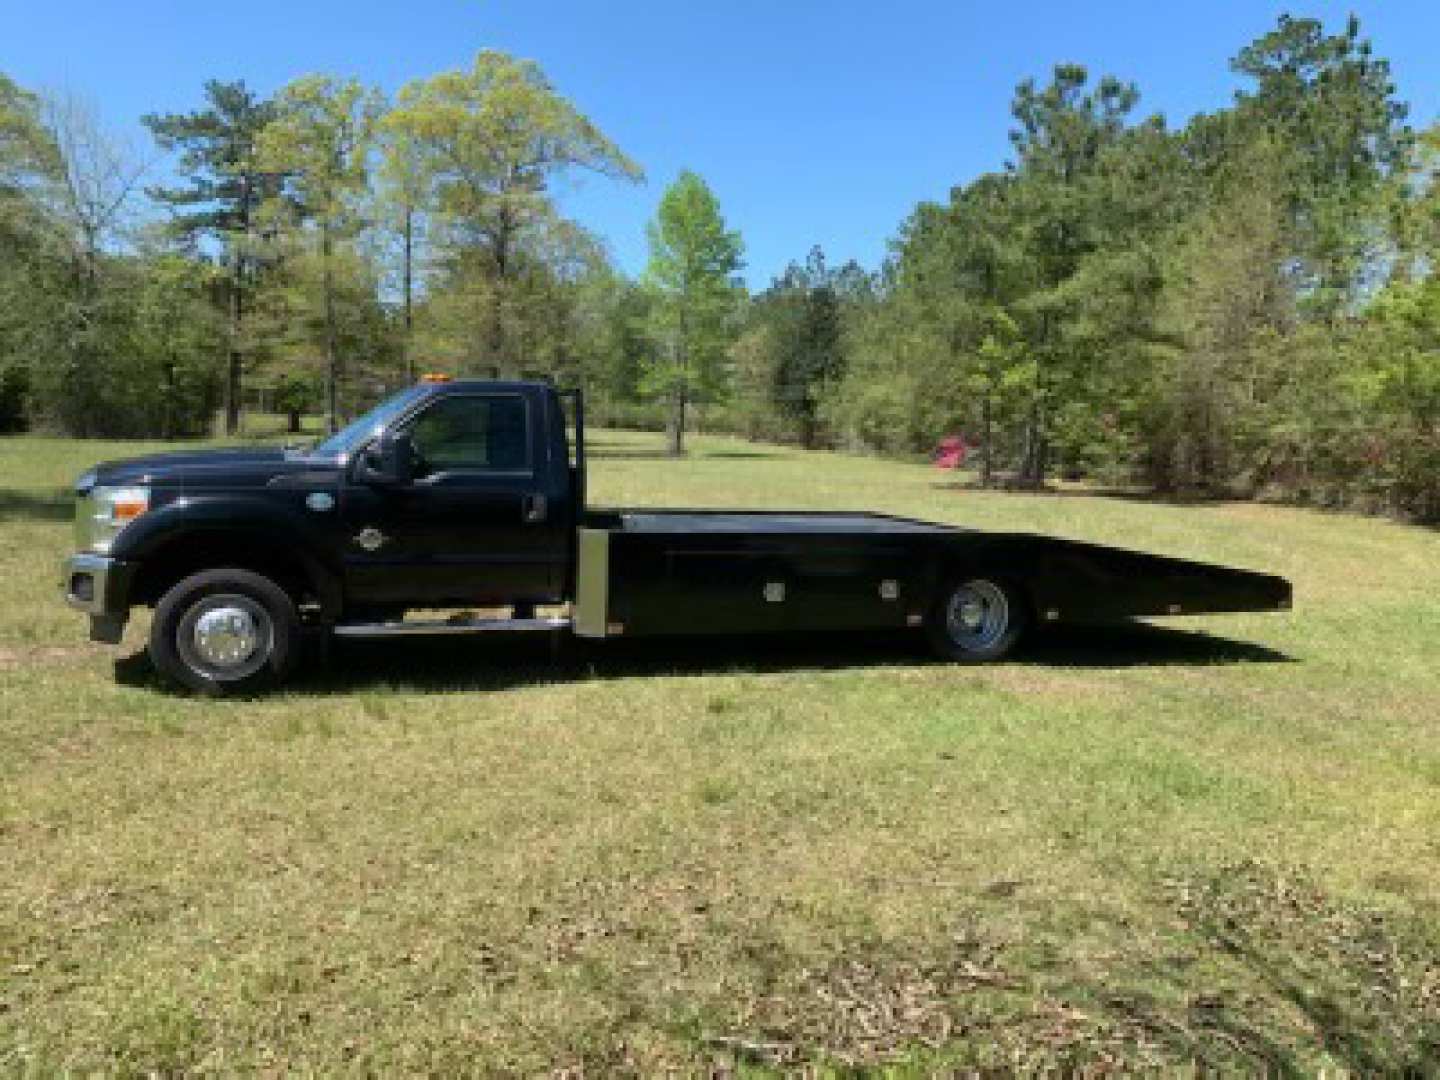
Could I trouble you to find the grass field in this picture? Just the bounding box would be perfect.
[2,428,1439,1073]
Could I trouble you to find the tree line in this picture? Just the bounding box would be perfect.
[1,15,1438,517]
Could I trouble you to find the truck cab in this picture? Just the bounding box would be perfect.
[333,380,577,609]
[64,380,583,691]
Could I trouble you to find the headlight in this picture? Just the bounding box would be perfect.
[80,485,150,553]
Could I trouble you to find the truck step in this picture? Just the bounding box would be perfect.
[332,617,572,639]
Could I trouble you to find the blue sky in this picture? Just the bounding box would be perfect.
[5,1,1438,287]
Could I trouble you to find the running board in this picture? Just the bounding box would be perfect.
[333,617,572,639]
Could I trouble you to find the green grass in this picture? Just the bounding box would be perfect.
[2,428,1439,1073]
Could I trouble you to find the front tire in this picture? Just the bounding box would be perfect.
[149,569,299,695]
[925,576,1027,663]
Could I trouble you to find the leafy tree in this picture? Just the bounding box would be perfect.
[1,73,57,208]
[144,81,280,433]
[256,75,384,430]
[1229,14,1411,313]
[641,170,745,456]
[1005,64,1144,484]
[0,73,60,429]
[385,51,641,375]
[9,91,153,432]
[11,239,223,438]
[1349,269,1440,520]
[726,321,784,441]
[891,175,1032,481]
[127,249,226,437]
[417,218,606,386]
[272,370,322,435]
[247,226,399,426]
[1394,123,1440,280]
[1146,136,1294,492]
[763,247,847,448]
[832,80,1173,485]
[376,120,431,381]
[572,267,652,408]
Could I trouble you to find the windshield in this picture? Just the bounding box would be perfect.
[310,386,429,459]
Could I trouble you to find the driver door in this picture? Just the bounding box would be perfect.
[340,391,566,607]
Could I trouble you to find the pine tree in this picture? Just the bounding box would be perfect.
[144,81,281,433]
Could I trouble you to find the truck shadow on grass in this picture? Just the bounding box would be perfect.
[116,621,1292,696]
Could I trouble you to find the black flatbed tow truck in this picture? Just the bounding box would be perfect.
[61,379,1292,694]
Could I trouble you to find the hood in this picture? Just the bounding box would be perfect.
[81,446,328,491]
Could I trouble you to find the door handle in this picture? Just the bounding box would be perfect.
[523,493,548,523]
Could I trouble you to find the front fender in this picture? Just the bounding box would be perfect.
[111,495,343,616]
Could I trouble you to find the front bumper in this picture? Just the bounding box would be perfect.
[61,553,135,643]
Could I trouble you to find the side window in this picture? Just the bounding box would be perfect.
[408,395,530,474]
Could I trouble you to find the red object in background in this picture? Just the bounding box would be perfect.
[933,434,968,470]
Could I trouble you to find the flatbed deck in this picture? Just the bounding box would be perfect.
[573,508,1291,641]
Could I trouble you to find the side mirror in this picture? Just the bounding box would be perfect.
[355,431,414,487]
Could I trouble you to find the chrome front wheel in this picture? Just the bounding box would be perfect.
[150,569,298,695]
[177,594,274,681]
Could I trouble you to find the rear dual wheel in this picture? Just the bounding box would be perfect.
[925,576,1027,663]
[149,569,299,695]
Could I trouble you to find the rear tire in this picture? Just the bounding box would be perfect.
[149,569,299,695]
[925,576,1027,663]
